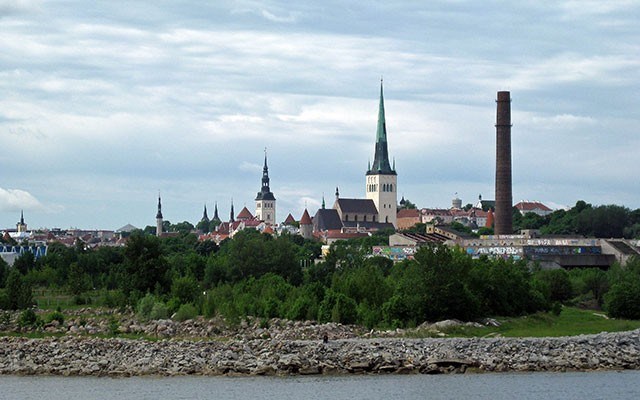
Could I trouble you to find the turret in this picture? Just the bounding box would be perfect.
[156,193,163,237]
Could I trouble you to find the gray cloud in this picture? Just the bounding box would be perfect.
[0,1,638,229]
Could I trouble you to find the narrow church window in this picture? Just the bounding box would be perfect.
[355,215,358,222]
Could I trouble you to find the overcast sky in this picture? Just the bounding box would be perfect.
[1,0,639,231]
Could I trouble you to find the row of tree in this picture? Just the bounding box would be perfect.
[2,226,639,324]
[514,201,640,239]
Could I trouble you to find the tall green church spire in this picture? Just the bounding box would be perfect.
[367,80,396,175]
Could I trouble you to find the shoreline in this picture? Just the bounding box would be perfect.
[1,329,639,377]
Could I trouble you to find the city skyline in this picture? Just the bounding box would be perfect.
[1,1,639,230]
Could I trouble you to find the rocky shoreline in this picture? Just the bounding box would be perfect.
[1,329,639,376]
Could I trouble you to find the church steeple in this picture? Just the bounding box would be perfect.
[213,201,220,222]
[156,193,163,237]
[230,199,235,222]
[201,204,209,223]
[365,80,398,228]
[261,150,270,193]
[255,149,276,224]
[367,80,396,176]
[156,193,163,219]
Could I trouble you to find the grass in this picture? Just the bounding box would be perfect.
[426,307,640,338]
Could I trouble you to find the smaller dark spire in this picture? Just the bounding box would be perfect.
[156,193,163,219]
[201,204,209,223]
[322,194,326,209]
[230,199,235,222]
[213,201,221,222]
[20,210,24,225]
[335,186,339,200]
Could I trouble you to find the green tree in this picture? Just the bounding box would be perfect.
[605,279,640,319]
[13,251,36,275]
[171,275,201,306]
[0,257,9,288]
[121,232,169,295]
[385,245,480,324]
[4,269,33,310]
[534,269,573,303]
[67,262,92,295]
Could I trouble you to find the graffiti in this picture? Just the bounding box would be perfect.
[472,247,522,256]
[372,246,416,261]
[524,246,601,256]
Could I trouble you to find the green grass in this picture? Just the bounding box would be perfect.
[424,307,640,338]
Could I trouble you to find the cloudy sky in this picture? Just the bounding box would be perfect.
[1,1,639,230]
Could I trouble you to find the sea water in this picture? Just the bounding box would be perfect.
[1,371,639,400]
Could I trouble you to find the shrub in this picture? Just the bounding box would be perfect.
[18,308,41,328]
[605,280,640,319]
[150,302,169,320]
[173,303,198,322]
[101,290,128,309]
[108,316,120,335]
[535,269,573,303]
[137,293,156,319]
[46,311,65,325]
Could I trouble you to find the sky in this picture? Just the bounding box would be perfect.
[1,0,639,231]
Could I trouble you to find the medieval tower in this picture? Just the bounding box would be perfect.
[366,81,397,227]
[156,193,163,237]
[255,151,276,224]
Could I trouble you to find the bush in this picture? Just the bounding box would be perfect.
[173,303,198,322]
[535,269,573,303]
[46,310,65,325]
[317,290,357,324]
[18,308,41,328]
[150,302,169,320]
[101,290,128,309]
[108,316,119,335]
[137,293,156,319]
[605,280,640,319]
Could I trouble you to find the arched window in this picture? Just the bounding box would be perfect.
[389,184,393,192]
[385,216,389,223]
[345,214,349,221]
[354,215,358,222]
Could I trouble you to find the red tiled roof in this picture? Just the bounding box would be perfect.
[284,213,296,225]
[397,208,420,218]
[300,209,312,225]
[236,207,254,220]
[515,201,552,212]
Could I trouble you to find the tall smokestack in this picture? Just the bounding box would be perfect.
[495,91,513,235]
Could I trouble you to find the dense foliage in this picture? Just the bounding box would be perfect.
[514,201,640,239]
[2,225,640,324]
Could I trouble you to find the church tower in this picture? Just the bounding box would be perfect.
[255,150,276,224]
[366,81,397,227]
[156,193,163,237]
[16,210,27,233]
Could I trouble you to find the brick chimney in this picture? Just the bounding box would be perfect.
[494,91,513,235]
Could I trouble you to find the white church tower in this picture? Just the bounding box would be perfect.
[255,150,276,224]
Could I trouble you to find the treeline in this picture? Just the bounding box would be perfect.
[514,201,640,239]
[1,229,640,325]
